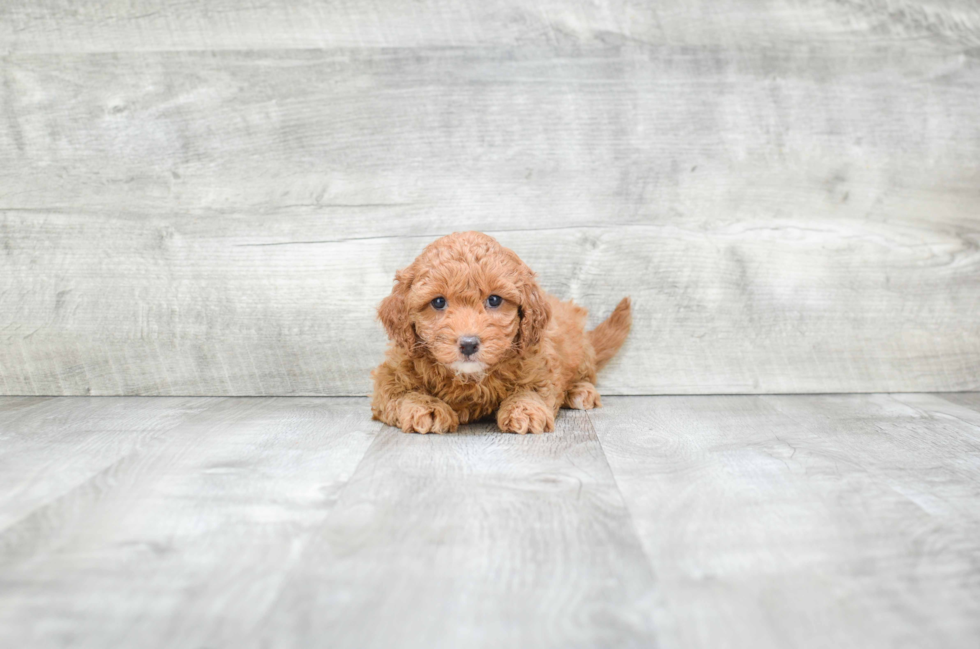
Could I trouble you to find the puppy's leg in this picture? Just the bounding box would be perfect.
[375,392,458,434]
[394,393,459,434]
[372,364,458,434]
[563,381,602,410]
[497,391,558,434]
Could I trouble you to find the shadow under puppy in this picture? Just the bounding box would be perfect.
[372,231,631,434]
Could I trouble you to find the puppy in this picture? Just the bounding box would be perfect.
[371,231,631,434]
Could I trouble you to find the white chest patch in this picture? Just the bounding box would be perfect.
[450,360,486,376]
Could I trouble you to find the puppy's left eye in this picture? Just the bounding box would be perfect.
[486,294,503,308]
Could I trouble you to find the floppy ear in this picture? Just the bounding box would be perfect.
[516,272,551,353]
[378,266,419,354]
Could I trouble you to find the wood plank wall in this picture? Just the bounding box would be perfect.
[1,1,979,396]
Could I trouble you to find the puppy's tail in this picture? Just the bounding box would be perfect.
[589,297,632,371]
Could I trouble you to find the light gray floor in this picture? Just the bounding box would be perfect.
[1,394,979,649]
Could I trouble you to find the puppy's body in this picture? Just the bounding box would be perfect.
[371,232,630,434]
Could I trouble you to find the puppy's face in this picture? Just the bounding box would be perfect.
[409,265,522,374]
[378,232,551,377]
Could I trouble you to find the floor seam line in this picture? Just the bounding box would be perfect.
[583,407,668,646]
[250,419,388,625]
[0,396,232,541]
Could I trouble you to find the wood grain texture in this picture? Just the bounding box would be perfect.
[1,45,979,395]
[3,394,980,648]
[0,396,219,529]
[940,392,980,414]
[592,394,980,649]
[0,398,660,649]
[0,397,379,648]
[257,409,660,649]
[2,0,979,53]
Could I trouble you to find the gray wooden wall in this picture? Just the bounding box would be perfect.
[1,1,979,396]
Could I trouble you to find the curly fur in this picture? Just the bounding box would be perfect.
[371,231,631,434]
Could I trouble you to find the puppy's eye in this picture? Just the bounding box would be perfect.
[486,294,503,308]
[430,296,447,310]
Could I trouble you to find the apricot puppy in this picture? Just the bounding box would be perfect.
[371,231,631,434]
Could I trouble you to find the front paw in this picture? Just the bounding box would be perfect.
[565,381,602,410]
[399,398,459,434]
[497,397,555,434]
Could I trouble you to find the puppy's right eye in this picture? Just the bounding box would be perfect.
[430,296,447,310]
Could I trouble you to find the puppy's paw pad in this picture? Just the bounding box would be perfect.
[565,382,602,410]
[498,399,554,434]
[399,400,459,434]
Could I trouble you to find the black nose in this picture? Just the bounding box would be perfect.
[458,336,480,357]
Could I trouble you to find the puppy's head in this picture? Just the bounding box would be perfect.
[378,231,551,376]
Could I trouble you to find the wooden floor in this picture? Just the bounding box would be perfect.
[1,394,979,649]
